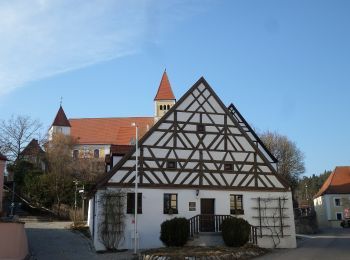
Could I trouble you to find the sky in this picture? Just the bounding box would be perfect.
[1,0,349,177]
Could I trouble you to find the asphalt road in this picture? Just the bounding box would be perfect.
[25,220,350,260]
[25,221,135,260]
[256,228,350,260]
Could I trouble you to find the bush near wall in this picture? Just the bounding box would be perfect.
[221,217,250,247]
[160,217,189,246]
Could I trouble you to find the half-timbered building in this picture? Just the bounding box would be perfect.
[88,77,297,250]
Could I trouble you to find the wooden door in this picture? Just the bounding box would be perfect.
[200,199,215,232]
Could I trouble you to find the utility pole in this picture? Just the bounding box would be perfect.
[131,123,139,255]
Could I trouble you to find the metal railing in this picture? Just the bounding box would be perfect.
[188,214,258,245]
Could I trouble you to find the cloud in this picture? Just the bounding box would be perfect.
[0,0,206,96]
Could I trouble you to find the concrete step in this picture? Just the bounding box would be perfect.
[187,232,224,247]
[19,216,53,222]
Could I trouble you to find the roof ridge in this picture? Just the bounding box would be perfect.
[69,116,153,120]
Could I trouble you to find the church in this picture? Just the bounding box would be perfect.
[85,74,297,251]
[49,71,175,170]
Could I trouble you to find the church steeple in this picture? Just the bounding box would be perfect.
[154,70,176,121]
[49,105,71,140]
[52,106,71,127]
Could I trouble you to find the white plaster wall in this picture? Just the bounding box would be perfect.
[91,188,296,251]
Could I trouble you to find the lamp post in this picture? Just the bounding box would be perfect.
[73,180,79,226]
[131,123,139,254]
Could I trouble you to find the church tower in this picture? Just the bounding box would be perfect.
[48,105,71,140]
[154,70,176,122]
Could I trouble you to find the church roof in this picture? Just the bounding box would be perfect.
[315,166,350,197]
[52,106,71,127]
[154,71,175,101]
[20,139,45,157]
[69,117,154,145]
[0,152,7,161]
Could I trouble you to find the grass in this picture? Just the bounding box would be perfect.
[142,244,268,259]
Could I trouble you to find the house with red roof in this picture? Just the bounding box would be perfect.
[313,166,350,227]
[48,71,176,170]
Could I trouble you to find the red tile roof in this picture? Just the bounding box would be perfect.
[0,152,7,161]
[20,139,45,156]
[52,106,71,127]
[154,70,175,101]
[69,117,154,145]
[315,166,350,197]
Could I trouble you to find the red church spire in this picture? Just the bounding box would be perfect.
[154,70,176,101]
[52,106,71,127]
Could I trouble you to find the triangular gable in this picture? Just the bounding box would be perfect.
[228,103,278,168]
[97,77,289,191]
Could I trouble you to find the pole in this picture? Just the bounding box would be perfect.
[82,185,85,221]
[10,182,15,217]
[134,125,138,254]
[74,180,78,226]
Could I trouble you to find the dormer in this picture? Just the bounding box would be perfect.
[154,70,176,122]
[48,106,71,140]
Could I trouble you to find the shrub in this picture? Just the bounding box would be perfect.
[160,217,189,246]
[341,219,350,228]
[221,217,251,247]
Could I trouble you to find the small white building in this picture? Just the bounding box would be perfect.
[314,166,350,228]
[88,77,297,250]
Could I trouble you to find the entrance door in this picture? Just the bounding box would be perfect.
[200,199,215,232]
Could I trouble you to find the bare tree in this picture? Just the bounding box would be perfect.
[0,115,42,161]
[260,131,305,190]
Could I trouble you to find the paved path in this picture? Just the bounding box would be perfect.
[25,221,136,260]
[256,228,350,260]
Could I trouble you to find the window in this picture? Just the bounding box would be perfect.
[224,163,233,171]
[94,149,99,158]
[197,124,205,133]
[189,202,196,211]
[164,193,178,214]
[167,160,176,169]
[167,105,170,110]
[335,198,341,206]
[230,194,244,215]
[127,193,142,214]
[73,150,79,159]
[336,212,343,220]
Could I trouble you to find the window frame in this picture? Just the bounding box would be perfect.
[230,194,244,215]
[73,150,79,159]
[93,149,99,158]
[166,160,177,169]
[197,124,206,133]
[336,212,343,220]
[164,193,178,214]
[126,192,142,214]
[224,163,233,171]
[334,198,341,206]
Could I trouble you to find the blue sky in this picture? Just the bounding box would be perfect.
[1,0,349,177]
